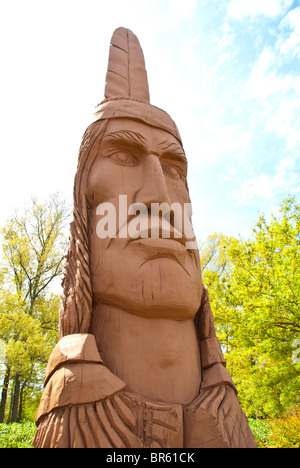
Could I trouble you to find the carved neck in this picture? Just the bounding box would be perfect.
[89,304,201,405]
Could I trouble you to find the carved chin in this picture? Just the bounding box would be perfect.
[91,257,201,320]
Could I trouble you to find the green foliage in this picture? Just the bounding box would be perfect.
[248,407,300,448]
[0,422,36,448]
[266,407,300,448]
[0,293,59,380]
[0,193,70,422]
[248,419,272,448]
[201,197,300,418]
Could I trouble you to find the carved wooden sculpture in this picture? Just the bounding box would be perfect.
[33,28,257,448]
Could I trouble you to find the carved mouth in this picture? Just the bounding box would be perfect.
[105,212,196,253]
[125,215,190,247]
[138,253,191,277]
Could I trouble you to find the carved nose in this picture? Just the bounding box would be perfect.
[137,154,171,206]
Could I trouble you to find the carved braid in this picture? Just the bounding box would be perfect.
[58,120,108,338]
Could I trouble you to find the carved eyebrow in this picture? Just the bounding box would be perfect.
[104,130,147,146]
[158,140,186,158]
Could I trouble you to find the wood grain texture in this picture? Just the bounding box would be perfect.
[32,388,256,448]
[184,386,257,448]
[105,27,150,102]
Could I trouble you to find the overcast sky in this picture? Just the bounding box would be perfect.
[0,0,299,240]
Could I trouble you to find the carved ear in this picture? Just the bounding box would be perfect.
[104,27,150,103]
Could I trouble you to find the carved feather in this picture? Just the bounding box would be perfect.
[104,27,150,103]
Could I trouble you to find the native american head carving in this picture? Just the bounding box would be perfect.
[59,28,202,338]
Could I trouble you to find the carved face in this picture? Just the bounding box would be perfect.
[87,117,202,320]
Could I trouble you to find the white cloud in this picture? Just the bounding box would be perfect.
[165,0,197,25]
[216,30,236,51]
[213,22,237,65]
[244,46,285,99]
[243,42,300,149]
[227,0,293,20]
[252,46,276,75]
[245,69,297,100]
[237,173,275,200]
[188,125,252,168]
[233,157,299,202]
[277,6,300,58]
[266,99,300,150]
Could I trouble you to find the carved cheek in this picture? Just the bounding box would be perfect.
[87,159,141,206]
[165,177,191,206]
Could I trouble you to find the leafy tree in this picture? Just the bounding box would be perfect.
[201,197,300,418]
[0,194,70,422]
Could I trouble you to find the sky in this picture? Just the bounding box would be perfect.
[0,0,300,241]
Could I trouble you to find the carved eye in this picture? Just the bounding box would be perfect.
[108,152,135,166]
[162,164,182,180]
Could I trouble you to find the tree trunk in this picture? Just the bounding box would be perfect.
[10,373,21,423]
[18,380,27,422]
[0,365,10,423]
